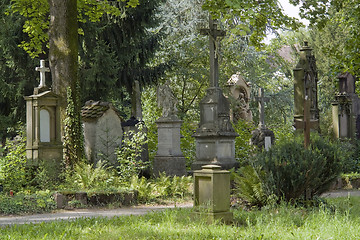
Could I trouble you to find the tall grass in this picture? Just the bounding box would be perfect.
[1,197,360,239]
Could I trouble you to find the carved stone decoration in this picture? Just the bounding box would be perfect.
[227,73,252,123]
[157,81,178,119]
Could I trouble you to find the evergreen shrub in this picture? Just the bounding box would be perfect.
[255,134,341,202]
[234,134,342,206]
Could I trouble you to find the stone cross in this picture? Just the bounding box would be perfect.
[256,88,269,130]
[35,60,50,88]
[200,16,226,88]
[294,96,319,148]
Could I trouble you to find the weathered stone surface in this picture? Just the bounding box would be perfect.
[192,87,238,170]
[251,128,275,150]
[54,193,67,209]
[153,116,186,176]
[193,165,232,224]
[82,101,123,166]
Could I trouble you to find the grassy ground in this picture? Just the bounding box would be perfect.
[1,196,360,239]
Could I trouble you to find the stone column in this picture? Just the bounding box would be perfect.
[153,116,186,176]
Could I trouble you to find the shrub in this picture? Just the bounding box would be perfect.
[253,134,342,202]
[116,122,150,182]
[0,129,28,192]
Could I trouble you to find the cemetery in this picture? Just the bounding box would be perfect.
[1,0,360,239]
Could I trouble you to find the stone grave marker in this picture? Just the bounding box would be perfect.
[251,88,275,150]
[24,60,62,165]
[293,41,320,145]
[153,81,186,176]
[332,73,360,139]
[226,73,253,123]
[81,101,123,166]
[192,16,238,171]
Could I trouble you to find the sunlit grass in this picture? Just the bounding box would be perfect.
[1,197,360,239]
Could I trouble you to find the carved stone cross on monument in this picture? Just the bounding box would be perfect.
[200,16,226,88]
[294,96,319,148]
[256,88,269,130]
[35,60,50,88]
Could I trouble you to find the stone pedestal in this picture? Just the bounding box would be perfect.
[193,165,232,223]
[192,87,238,170]
[153,116,186,176]
[24,90,63,165]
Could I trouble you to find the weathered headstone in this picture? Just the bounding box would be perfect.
[226,73,253,123]
[293,41,319,143]
[81,101,123,166]
[153,82,186,176]
[251,88,275,150]
[192,17,238,171]
[24,60,63,165]
[193,165,232,223]
[332,73,360,139]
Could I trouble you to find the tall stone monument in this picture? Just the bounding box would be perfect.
[153,81,186,176]
[332,73,360,139]
[293,41,320,141]
[192,17,238,170]
[24,60,63,165]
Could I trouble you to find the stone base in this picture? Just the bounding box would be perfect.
[193,211,233,224]
[153,155,186,176]
[191,160,238,171]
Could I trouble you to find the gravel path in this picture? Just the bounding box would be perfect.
[0,202,193,226]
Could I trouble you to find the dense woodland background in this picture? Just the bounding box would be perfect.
[0,0,358,146]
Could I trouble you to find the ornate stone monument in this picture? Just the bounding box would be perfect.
[332,73,360,139]
[192,17,238,170]
[153,81,186,176]
[251,88,275,151]
[227,73,253,123]
[293,41,319,146]
[24,60,62,165]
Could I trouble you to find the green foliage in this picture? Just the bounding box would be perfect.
[232,165,269,207]
[63,87,84,169]
[130,174,192,203]
[9,0,139,57]
[253,134,342,202]
[0,128,27,192]
[116,123,149,182]
[63,161,120,191]
[203,0,301,49]
[233,119,255,164]
[336,139,360,174]
[0,190,56,214]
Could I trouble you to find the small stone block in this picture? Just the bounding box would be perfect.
[54,193,67,209]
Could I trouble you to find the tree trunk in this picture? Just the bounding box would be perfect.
[49,0,83,168]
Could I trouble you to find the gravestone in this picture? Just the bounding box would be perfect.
[24,60,62,165]
[153,81,186,176]
[192,17,238,170]
[81,100,123,166]
[226,73,253,123]
[193,165,232,223]
[332,73,360,139]
[293,41,319,143]
[251,88,275,150]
